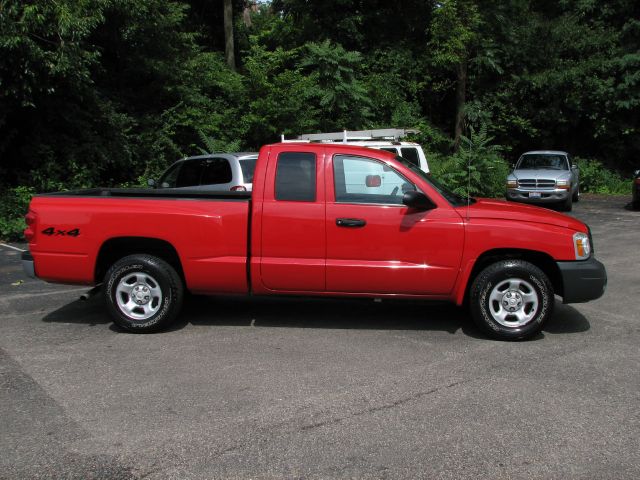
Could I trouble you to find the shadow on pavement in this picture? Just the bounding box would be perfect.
[544,301,591,334]
[42,296,111,326]
[182,295,478,336]
[41,293,590,339]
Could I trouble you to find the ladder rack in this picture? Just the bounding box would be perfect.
[280,128,420,143]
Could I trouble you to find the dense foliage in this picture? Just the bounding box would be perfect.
[0,0,638,239]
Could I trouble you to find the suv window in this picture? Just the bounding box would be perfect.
[333,155,415,205]
[380,147,398,154]
[159,163,180,188]
[239,158,257,183]
[275,152,316,201]
[400,147,420,167]
[164,158,231,188]
[199,158,232,185]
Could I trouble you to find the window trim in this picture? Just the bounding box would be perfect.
[332,154,419,206]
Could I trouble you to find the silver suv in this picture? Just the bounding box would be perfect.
[151,153,258,192]
[506,150,580,211]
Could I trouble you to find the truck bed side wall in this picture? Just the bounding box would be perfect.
[28,196,250,294]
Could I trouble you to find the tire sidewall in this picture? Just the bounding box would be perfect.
[472,261,553,340]
[104,256,179,332]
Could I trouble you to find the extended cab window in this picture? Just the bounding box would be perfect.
[333,155,416,205]
[275,152,316,201]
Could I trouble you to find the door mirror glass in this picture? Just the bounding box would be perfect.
[402,190,436,210]
[147,178,156,187]
[572,164,578,170]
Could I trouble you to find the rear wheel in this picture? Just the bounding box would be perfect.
[469,260,554,340]
[104,254,184,333]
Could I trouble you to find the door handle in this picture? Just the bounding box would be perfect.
[336,218,366,227]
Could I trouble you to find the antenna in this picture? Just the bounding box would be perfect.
[466,150,472,221]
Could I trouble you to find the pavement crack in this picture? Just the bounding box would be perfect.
[300,379,470,432]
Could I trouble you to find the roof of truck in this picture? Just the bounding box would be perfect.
[521,150,569,155]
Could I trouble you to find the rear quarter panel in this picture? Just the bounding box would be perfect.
[28,196,250,294]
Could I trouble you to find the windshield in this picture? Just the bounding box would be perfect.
[394,156,473,207]
[517,154,568,170]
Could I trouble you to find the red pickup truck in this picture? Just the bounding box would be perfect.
[22,143,606,340]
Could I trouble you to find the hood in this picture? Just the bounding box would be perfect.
[460,198,587,231]
[512,169,571,180]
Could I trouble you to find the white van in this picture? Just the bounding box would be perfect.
[282,129,430,173]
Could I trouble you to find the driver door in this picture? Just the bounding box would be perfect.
[325,153,464,295]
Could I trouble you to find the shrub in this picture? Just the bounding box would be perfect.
[575,157,628,195]
[429,125,509,198]
[0,186,36,241]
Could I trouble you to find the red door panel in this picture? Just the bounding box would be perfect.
[259,148,326,292]
[326,205,464,294]
[325,153,464,296]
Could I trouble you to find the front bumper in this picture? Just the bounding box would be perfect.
[557,257,607,304]
[22,251,35,279]
[507,188,569,204]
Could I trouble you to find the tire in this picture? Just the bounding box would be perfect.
[104,254,184,333]
[572,186,580,202]
[469,260,554,340]
[561,195,573,212]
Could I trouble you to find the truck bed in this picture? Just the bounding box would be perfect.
[28,189,252,294]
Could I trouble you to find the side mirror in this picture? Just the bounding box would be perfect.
[365,175,381,188]
[147,178,157,188]
[402,190,436,210]
[572,164,578,170]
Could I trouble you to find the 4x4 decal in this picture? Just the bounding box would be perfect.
[41,227,80,237]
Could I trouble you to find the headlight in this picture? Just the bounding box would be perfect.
[556,179,570,190]
[506,179,517,188]
[573,232,591,260]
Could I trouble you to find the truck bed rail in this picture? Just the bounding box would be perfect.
[38,188,252,201]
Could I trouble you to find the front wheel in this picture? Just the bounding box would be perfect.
[561,194,573,212]
[104,254,184,333]
[469,260,554,340]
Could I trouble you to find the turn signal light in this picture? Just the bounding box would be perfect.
[506,179,517,188]
[573,232,591,260]
[556,179,570,190]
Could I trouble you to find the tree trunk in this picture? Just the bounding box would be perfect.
[454,58,467,152]
[223,0,235,71]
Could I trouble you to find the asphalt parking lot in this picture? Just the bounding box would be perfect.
[1,195,639,480]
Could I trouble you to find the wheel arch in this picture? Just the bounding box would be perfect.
[460,248,563,305]
[95,237,185,284]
